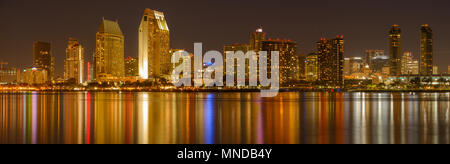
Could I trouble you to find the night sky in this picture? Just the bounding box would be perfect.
[1,0,450,77]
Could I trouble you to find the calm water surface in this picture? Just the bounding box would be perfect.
[1,92,449,144]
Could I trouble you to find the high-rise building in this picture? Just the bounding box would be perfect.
[250,27,266,52]
[305,53,318,82]
[64,37,84,84]
[407,60,419,75]
[125,57,138,77]
[365,49,384,68]
[0,66,20,84]
[401,52,413,75]
[317,36,344,87]
[420,24,433,76]
[33,41,54,82]
[389,25,402,76]
[343,57,364,76]
[433,66,438,75]
[21,67,48,85]
[94,18,125,81]
[261,39,298,86]
[297,54,306,80]
[224,44,250,83]
[139,8,170,80]
[371,55,390,73]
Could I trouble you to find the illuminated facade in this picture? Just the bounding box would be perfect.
[420,24,433,76]
[33,41,54,81]
[262,39,298,86]
[249,27,266,52]
[0,67,20,84]
[125,57,138,77]
[305,53,318,82]
[365,49,384,68]
[138,8,171,80]
[224,44,250,82]
[389,25,402,76]
[64,37,84,84]
[94,18,125,81]
[372,55,390,73]
[344,57,363,76]
[401,52,419,75]
[317,36,344,87]
[433,66,438,75]
[21,67,47,85]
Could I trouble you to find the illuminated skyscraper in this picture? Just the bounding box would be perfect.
[139,8,170,80]
[433,66,438,75]
[365,49,384,68]
[389,25,402,76]
[401,52,413,75]
[64,37,84,84]
[420,24,433,76]
[250,27,266,52]
[371,55,390,73]
[262,39,298,86]
[94,18,125,81]
[33,41,54,81]
[125,57,138,77]
[224,44,250,83]
[344,57,363,76]
[317,36,344,87]
[305,53,318,82]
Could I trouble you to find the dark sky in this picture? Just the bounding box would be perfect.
[1,0,450,77]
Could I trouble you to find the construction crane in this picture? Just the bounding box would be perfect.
[0,60,8,82]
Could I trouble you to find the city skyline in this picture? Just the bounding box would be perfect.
[1,0,450,77]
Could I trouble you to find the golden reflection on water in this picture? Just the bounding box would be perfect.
[0,92,449,144]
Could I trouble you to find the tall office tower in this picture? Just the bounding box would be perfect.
[33,41,54,81]
[223,44,250,83]
[249,27,266,52]
[95,18,125,81]
[262,39,298,86]
[433,66,438,75]
[317,36,344,87]
[420,24,433,76]
[139,8,170,80]
[365,49,384,68]
[401,52,413,75]
[297,54,306,80]
[64,37,84,84]
[389,25,402,76]
[125,57,138,77]
[371,55,390,73]
[305,53,318,82]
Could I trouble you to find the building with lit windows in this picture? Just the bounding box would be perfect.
[365,49,384,68]
[305,53,318,82]
[420,24,433,76]
[125,57,139,77]
[262,39,298,86]
[94,18,125,81]
[0,67,20,84]
[64,37,84,84]
[21,67,47,85]
[223,44,250,84]
[389,25,402,76]
[138,8,171,80]
[250,27,266,52]
[317,36,344,87]
[401,52,419,75]
[33,41,54,81]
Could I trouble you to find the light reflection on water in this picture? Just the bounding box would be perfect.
[0,92,449,144]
